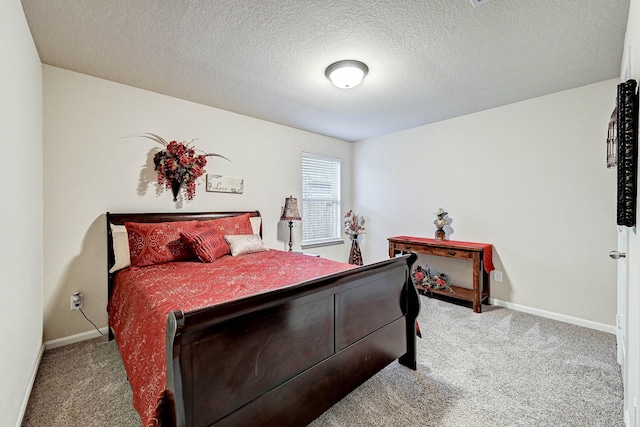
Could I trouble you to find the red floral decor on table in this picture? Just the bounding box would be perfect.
[412,264,454,293]
[139,133,229,201]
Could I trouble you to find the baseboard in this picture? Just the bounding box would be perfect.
[44,327,109,350]
[490,298,616,335]
[16,343,45,427]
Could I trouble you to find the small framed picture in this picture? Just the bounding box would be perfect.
[206,175,244,194]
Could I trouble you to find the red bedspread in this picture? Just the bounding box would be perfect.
[107,250,355,427]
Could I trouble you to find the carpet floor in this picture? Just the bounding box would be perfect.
[22,297,623,426]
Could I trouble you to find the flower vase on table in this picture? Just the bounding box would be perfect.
[434,208,448,240]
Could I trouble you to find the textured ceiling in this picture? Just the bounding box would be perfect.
[21,0,630,141]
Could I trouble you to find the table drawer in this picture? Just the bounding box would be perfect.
[391,243,423,253]
[392,243,475,260]
[422,246,475,260]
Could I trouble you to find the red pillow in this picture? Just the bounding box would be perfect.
[125,221,199,267]
[197,213,253,236]
[180,227,230,262]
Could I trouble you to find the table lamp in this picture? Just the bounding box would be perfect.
[280,195,301,252]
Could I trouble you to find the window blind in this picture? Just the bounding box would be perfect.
[301,153,341,246]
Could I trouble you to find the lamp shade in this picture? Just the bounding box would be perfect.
[325,60,369,89]
[281,196,301,220]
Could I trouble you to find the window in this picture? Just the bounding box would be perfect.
[301,152,342,247]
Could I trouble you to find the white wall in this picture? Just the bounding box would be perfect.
[0,1,44,426]
[353,79,618,328]
[620,0,640,424]
[42,65,353,342]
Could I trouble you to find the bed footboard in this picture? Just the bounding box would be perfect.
[164,253,418,427]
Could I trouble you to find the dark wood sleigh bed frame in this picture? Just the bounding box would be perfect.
[106,211,419,427]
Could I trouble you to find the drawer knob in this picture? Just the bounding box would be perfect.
[448,251,457,256]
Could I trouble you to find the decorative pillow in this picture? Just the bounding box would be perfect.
[224,234,269,256]
[109,223,131,273]
[197,213,254,236]
[125,220,199,267]
[180,227,230,263]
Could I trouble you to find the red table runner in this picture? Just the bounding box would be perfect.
[391,236,494,273]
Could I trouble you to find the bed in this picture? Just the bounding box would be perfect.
[106,211,419,427]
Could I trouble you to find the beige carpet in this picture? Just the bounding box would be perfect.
[22,297,623,426]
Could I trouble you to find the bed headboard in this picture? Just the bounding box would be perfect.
[105,211,262,309]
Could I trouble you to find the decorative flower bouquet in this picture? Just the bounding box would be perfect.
[344,210,366,239]
[139,133,229,201]
[412,264,454,293]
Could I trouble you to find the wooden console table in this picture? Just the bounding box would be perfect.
[388,236,494,313]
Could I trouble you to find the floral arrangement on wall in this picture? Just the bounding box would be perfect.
[139,133,229,201]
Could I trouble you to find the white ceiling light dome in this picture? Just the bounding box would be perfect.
[325,60,369,89]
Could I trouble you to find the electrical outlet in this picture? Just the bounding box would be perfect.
[494,271,503,282]
[70,292,83,311]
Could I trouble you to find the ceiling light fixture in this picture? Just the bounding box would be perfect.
[325,60,369,89]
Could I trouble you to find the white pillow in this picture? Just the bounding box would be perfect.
[109,224,131,273]
[224,234,269,256]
